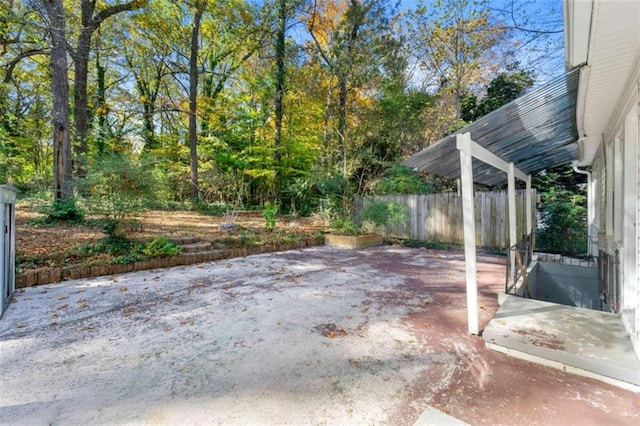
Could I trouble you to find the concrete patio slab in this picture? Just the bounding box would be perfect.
[483,294,640,391]
[1,246,639,425]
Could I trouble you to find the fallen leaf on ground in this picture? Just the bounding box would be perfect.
[119,286,128,292]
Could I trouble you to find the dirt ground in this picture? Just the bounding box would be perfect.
[1,246,638,425]
[15,206,327,268]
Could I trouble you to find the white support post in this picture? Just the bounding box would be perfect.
[456,132,479,335]
[526,175,532,236]
[508,163,517,248]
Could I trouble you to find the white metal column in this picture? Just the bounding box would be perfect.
[457,133,479,335]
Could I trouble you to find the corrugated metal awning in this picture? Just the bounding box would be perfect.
[403,69,580,186]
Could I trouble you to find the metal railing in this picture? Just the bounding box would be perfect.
[505,234,533,296]
[535,252,597,267]
[598,249,620,313]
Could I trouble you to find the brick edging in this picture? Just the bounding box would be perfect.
[15,238,324,289]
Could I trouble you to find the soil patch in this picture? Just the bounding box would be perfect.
[15,205,327,272]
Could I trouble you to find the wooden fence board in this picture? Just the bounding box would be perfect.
[356,189,535,249]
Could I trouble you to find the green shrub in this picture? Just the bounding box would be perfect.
[329,217,361,236]
[370,166,432,195]
[536,187,587,256]
[142,237,181,257]
[71,236,138,257]
[262,201,279,231]
[84,153,155,237]
[192,198,233,216]
[358,201,408,228]
[42,198,84,223]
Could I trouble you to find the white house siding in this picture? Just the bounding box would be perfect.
[601,69,639,357]
[636,82,640,356]
[592,149,606,238]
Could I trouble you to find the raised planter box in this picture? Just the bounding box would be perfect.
[324,233,383,249]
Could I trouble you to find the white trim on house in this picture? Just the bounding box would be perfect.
[567,0,640,167]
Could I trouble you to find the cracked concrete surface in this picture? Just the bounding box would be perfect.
[1,246,638,425]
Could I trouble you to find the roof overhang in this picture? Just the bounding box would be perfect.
[564,0,640,166]
[403,70,580,186]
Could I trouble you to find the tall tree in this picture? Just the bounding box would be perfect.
[409,0,509,122]
[42,0,72,200]
[305,0,391,174]
[70,0,145,175]
[120,0,182,151]
[461,66,533,122]
[274,0,287,167]
[188,1,204,203]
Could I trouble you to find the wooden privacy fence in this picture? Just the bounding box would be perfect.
[354,190,536,249]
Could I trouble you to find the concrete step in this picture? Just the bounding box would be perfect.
[484,295,640,392]
[171,236,200,245]
[179,242,212,253]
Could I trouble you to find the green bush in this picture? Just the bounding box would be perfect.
[84,153,155,237]
[42,198,84,223]
[142,237,181,257]
[262,201,279,231]
[329,217,361,236]
[370,166,432,195]
[358,201,408,228]
[71,236,138,257]
[536,187,587,256]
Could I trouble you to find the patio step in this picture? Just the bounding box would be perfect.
[178,242,213,253]
[484,295,640,392]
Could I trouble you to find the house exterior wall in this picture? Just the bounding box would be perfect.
[636,82,640,355]
[600,70,640,357]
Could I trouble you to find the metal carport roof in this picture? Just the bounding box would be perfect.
[403,69,580,186]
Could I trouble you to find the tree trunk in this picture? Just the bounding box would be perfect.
[274,0,287,166]
[322,87,332,170]
[72,0,140,175]
[189,4,204,204]
[338,75,347,175]
[43,0,72,201]
[95,50,108,155]
[73,28,91,175]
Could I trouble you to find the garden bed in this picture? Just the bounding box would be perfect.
[15,205,327,286]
